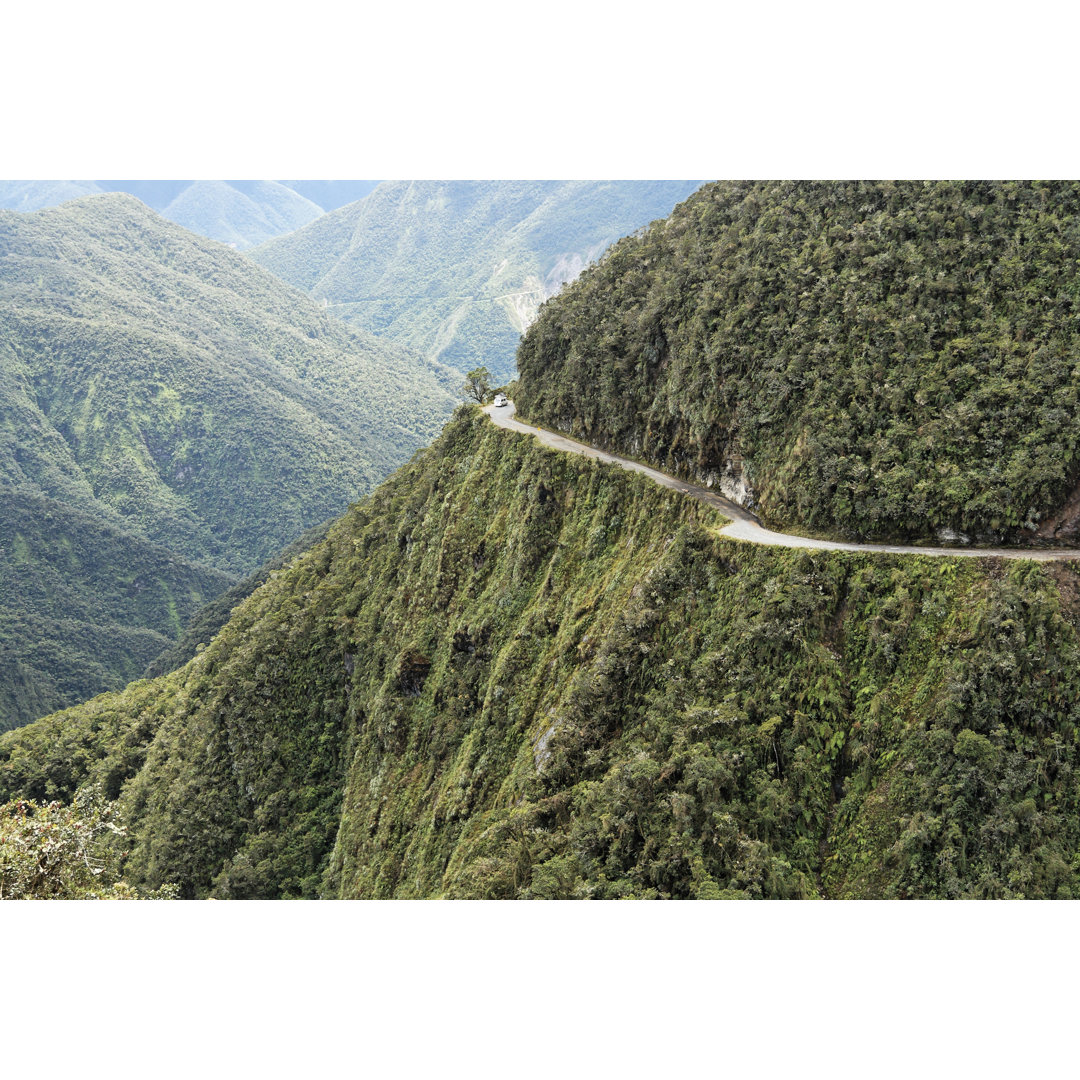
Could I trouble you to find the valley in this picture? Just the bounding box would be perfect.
[251,181,702,380]
[5,179,1080,900]
[0,192,455,729]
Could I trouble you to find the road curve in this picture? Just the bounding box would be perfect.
[483,401,1080,562]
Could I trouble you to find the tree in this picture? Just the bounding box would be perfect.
[463,366,493,404]
[0,786,177,899]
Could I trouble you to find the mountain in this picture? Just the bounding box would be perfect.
[0,181,381,249]
[277,182,381,211]
[517,180,1080,545]
[0,181,103,212]
[153,181,324,250]
[9,181,1080,900]
[4,407,1080,899]
[93,182,194,210]
[0,488,233,734]
[0,192,456,728]
[250,181,703,380]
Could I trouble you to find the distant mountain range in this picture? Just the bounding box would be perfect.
[250,181,703,380]
[0,181,381,249]
[0,191,454,730]
[2,181,703,376]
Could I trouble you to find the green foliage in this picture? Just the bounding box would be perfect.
[517,180,1080,545]
[0,193,456,574]
[462,366,492,404]
[141,519,333,680]
[0,192,457,729]
[0,486,233,732]
[251,181,702,381]
[0,785,176,898]
[5,412,1080,898]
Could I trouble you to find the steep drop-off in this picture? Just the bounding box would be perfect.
[4,411,1080,899]
[517,180,1080,545]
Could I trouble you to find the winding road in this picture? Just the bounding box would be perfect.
[484,401,1080,562]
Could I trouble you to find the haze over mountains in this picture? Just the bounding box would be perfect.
[0,191,454,729]
[0,181,381,249]
[2,181,702,379]
[6,181,1080,899]
[251,181,703,379]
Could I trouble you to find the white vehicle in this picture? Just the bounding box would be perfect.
[494,393,509,407]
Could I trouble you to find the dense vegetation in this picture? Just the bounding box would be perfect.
[0,180,369,249]
[251,181,702,380]
[1,193,457,572]
[0,786,176,898]
[4,411,1080,899]
[0,193,456,729]
[517,181,1080,545]
[141,518,332,680]
[0,488,232,732]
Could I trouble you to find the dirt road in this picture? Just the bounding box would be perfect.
[484,401,1080,562]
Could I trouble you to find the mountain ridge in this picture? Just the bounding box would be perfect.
[0,192,455,729]
[0,181,382,249]
[250,180,703,379]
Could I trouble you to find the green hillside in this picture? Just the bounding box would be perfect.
[140,518,332,681]
[0,193,456,728]
[159,181,323,250]
[517,180,1080,545]
[0,192,456,573]
[5,410,1080,899]
[250,181,702,380]
[0,487,232,733]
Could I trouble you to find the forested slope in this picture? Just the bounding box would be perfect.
[140,518,333,680]
[0,193,456,728]
[251,181,702,380]
[517,180,1080,544]
[4,410,1080,899]
[0,193,455,573]
[0,489,232,732]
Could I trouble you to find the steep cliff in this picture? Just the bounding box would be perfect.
[4,411,1080,898]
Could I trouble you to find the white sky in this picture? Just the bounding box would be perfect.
[6,1,1080,178]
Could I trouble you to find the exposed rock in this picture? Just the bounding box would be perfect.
[533,723,557,773]
[936,528,972,545]
[1035,475,1080,542]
